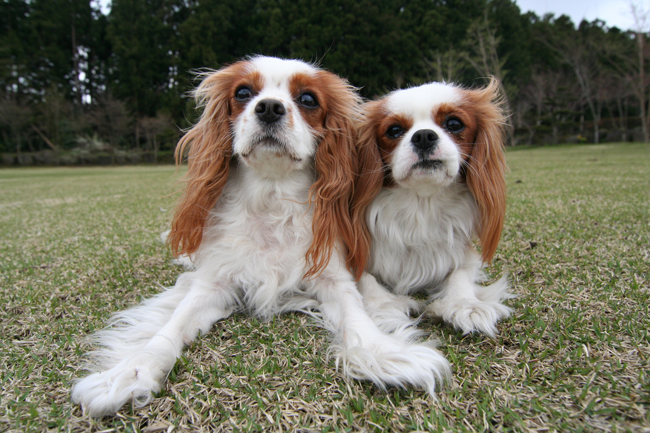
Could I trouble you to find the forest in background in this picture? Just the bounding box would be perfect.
[1,0,649,162]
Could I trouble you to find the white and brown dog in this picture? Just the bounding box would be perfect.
[71,57,449,417]
[354,79,513,385]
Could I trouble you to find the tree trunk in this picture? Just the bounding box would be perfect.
[639,31,650,142]
[615,96,628,142]
[135,122,140,149]
[71,12,82,110]
[580,113,584,135]
[32,125,58,150]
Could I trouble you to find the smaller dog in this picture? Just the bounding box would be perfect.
[355,79,512,345]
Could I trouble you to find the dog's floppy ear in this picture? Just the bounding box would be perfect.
[347,100,386,277]
[465,77,507,264]
[304,71,366,280]
[168,63,247,257]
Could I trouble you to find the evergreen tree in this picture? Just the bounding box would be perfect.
[107,0,177,118]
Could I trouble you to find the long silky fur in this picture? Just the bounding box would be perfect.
[72,58,453,418]
[356,78,512,340]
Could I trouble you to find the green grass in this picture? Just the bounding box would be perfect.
[1,143,649,432]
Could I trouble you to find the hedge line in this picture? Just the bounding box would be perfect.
[0,150,175,167]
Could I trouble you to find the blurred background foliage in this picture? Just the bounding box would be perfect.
[1,0,649,162]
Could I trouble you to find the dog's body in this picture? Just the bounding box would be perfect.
[356,80,512,341]
[72,57,449,417]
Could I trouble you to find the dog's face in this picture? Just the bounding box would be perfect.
[363,82,503,191]
[356,80,507,262]
[229,57,331,176]
[376,84,473,190]
[169,57,369,279]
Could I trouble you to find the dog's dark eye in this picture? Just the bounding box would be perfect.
[445,117,464,133]
[235,86,252,101]
[297,92,318,108]
[386,125,404,139]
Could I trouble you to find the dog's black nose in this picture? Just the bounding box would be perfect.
[411,129,439,152]
[255,98,286,124]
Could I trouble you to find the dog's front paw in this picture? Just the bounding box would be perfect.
[71,352,172,417]
[384,293,422,316]
[426,298,510,337]
[333,332,451,395]
[364,294,421,334]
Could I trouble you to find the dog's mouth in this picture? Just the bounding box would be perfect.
[242,136,302,162]
[412,159,443,171]
[256,135,283,146]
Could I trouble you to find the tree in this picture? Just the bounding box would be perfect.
[139,112,173,161]
[25,0,97,106]
[34,87,81,149]
[537,17,609,143]
[424,48,468,82]
[629,2,650,141]
[0,92,33,153]
[0,0,31,96]
[89,93,131,149]
[107,0,177,119]
[463,10,514,144]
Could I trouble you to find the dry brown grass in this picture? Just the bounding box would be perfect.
[1,143,648,432]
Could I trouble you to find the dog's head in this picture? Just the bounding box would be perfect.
[355,79,507,263]
[169,56,367,279]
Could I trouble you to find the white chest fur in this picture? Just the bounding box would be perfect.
[367,183,477,294]
[193,164,315,316]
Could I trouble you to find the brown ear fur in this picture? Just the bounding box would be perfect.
[304,71,367,280]
[347,101,387,275]
[465,77,508,264]
[168,63,248,257]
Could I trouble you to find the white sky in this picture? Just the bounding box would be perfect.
[515,0,642,31]
[95,0,643,31]
[94,0,111,15]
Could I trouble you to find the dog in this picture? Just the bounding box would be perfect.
[71,57,449,417]
[353,79,512,386]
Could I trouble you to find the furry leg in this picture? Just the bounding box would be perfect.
[426,249,511,337]
[71,272,237,417]
[78,273,192,372]
[310,271,450,395]
[358,272,421,337]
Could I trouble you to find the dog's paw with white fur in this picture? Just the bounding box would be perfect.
[332,331,451,395]
[364,293,421,334]
[71,351,173,417]
[426,298,511,338]
[358,273,421,334]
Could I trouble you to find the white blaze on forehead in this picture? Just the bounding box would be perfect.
[249,56,316,88]
[386,82,462,120]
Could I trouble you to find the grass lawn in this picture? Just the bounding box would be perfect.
[0,142,648,432]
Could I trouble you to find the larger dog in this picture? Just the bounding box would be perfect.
[72,57,449,417]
